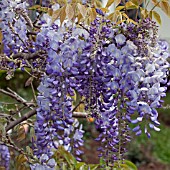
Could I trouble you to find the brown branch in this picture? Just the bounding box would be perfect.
[5,109,88,132]
[5,109,36,132]
[73,112,88,118]
[12,50,46,60]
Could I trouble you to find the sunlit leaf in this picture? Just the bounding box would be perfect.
[131,0,143,6]
[140,7,149,18]
[15,154,28,170]
[105,0,115,8]
[125,1,138,10]
[17,126,26,142]
[128,19,138,25]
[28,5,41,10]
[100,7,109,13]
[89,8,97,22]
[77,3,87,18]
[94,0,103,8]
[57,0,67,5]
[60,6,66,26]
[151,0,158,5]
[152,10,162,25]
[159,1,170,17]
[116,6,125,11]
[52,8,61,23]
[0,30,3,44]
[26,146,33,156]
[122,12,129,19]
[107,12,114,20]
[66,4,74,21]
[77,12,83,23]
[48,8,53,16]
[124,160,138,170]
[114,0,121,7]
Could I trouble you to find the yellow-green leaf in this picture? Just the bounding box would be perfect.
[131,0,143,6]
[60,6,66,26]
[140,7,149,18]
[100,7,109,13]
[149,11,153,19]
[125,1,138,10]
[52,8,61,23]
[128,19,138,25]
[94,0,103,8]
[17,126,26,142]
[90,8,97,22]
[105,0,115,8]
[28,5,41,10]
[57,0,67,5]
[0,30,3,44]
[107,12,114,20]
[48,8,53,16]
[77,3,87,18]
[152,10,162,25]
[66,4,74,21]
[159,1,170,17]
[114,0,121,7]
[15,154,28,170]
[151,0,158,6]
[122,12,129,19]
[115,5,125,11]
[77,12,83,23]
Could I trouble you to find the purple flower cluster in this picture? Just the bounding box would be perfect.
[0,0,29,56]
[34,25,86,160]
[0,144,10,170]
[34,15,169,165]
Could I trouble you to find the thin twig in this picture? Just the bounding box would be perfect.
[7,87,35,109]
[31,82,37,102]
[72,99,85,112]
[0,88,35,109]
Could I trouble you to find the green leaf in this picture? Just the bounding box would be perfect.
[75,162,86,169]
[53,146,76,168]
[26,146,33,156]
[124,160,138,170]
[88,164,99,170]
[152,10,162,25]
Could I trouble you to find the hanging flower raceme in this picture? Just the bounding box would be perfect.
[34,24,87,162]
[34,9,169,166]
[0,144,10,170]
[0,0,29,56]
